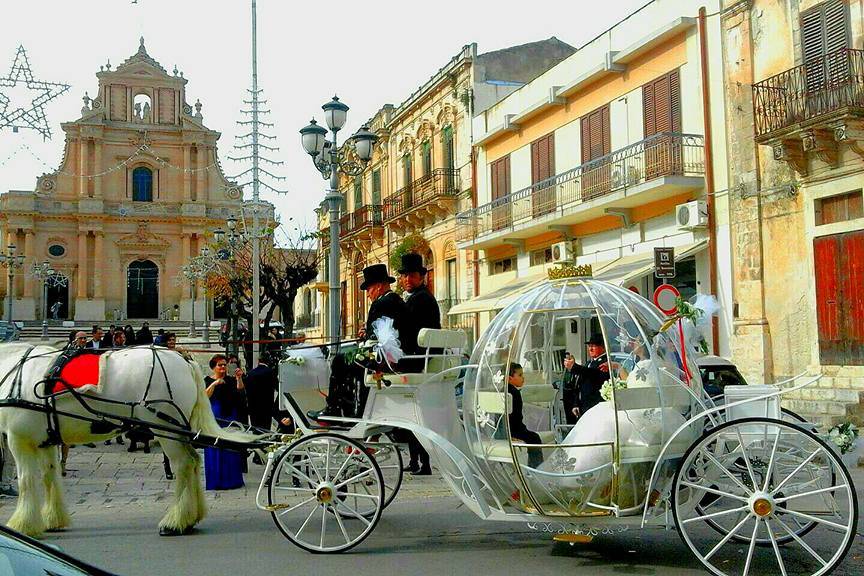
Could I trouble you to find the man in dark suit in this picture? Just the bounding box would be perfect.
[245,355,278,431]
[395,253,441,476]
[561,333,609,424]
[85,325,105,350]
[358,263,409,345]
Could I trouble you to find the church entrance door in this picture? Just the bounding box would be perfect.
[127,260,159,318]
[46,276,69,320]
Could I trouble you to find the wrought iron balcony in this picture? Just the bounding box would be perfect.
[339,204,383,238]
[383,168,460,227]
[753,48,864,140]
[457,133,704,247]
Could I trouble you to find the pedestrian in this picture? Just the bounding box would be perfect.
[86,325,105,350]
[136,321,154,345]
[101,325,114,348]
[203,354,246,490]
[245,355,278,463]
[123,325,136,346]
[112,330,127,348]
[153,328,166,345]
[50,301,62,320]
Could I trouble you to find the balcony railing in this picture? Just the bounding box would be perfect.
[753,48,864,138]
[458,132,704,241]
[383,168,460,221]
[340,204,383,237]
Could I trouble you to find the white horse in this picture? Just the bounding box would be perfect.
[0,343,256,537]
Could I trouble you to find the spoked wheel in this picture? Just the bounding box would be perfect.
[364,433,404,511]
[673,418,858,576]
[268,433,384,553]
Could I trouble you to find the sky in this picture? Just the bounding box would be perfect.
[0,0,650,240]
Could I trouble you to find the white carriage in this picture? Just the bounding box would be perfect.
[258,274,858,575]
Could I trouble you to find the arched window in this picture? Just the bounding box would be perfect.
[132,167,153,201]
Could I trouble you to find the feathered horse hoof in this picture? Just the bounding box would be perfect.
[159,525,195,536]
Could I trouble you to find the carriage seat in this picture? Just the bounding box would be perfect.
[475,391,554,462]
[365,328,467,388]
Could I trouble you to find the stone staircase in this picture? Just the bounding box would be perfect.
[781,366,864,429]
[15,320,200,342]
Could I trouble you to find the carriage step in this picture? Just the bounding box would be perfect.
[553,534,593,544]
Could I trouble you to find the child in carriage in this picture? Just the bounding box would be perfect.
[507,363,544,469]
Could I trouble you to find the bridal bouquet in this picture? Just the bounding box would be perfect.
[284,356,305,367]
[600,378,627,402]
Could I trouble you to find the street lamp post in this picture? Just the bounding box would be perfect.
[300,98,377,346]
[180,247,215,339]
[0,244,25,326]
[213,219,248,358]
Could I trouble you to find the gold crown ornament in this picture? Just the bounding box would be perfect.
[547,263,593,280]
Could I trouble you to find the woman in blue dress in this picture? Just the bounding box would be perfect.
[203,354,246,490]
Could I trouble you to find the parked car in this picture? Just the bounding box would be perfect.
[0,524,119,575]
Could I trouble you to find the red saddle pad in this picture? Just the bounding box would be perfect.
[55,354,101,394]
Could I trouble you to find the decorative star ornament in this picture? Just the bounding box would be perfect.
[0,45,71,140]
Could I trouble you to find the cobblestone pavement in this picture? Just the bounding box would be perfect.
[1,441,451,520]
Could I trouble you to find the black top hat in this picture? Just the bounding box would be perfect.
[587,333,605,347]
[360,264,396,290]
[397,252,428,275]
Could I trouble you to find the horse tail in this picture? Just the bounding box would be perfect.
[187,360,262,444]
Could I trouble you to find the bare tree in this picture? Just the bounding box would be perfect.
[260,231,320,336]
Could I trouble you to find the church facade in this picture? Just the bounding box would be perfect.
[0,40,247,323]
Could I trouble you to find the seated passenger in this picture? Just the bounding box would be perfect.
[561,334,610,424]
[507,363,543,469]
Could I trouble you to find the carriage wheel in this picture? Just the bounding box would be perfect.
[696,409,832,547]
[268,432,384,553]
[673,418,857,576]
[364,433,404,511]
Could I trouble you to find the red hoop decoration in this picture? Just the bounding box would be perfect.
[653,284,680,316]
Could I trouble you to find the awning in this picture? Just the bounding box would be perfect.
[448,272,546,315]
[594,240,708,286]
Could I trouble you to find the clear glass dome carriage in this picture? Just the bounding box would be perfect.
[462,277,704,517]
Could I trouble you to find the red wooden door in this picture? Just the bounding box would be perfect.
[814,230,864,365]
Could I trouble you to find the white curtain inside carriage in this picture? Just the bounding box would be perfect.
[463,279,705,517]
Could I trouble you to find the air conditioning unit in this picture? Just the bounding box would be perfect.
[551,241,574,264]
[675,200,708,230]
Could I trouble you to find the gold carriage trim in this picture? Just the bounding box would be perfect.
[547,263,593,280]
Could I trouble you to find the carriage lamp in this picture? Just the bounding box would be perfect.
[0,243,25,326]
[300,95,378,345]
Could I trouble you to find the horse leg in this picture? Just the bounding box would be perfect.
[5,433,47,536]
[40,445,70,531]
[157,439,206,535]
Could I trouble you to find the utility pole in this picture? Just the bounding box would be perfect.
[229,0,287,362]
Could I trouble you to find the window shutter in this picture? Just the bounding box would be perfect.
[581,116,591,164]
[643,81,656,137]
[670,69,681,132]
[353,176,363,210]
[531,133,554,183]
[442,126,454,171]
[372,169,381,205]
[422,141,432,176]
[824,0,850,55]
[403,154,412,187]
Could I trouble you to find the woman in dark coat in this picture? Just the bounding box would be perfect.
[202,354,246,490]
[136,322,154,345]
[123,325,136,347]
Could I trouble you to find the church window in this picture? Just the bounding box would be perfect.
[48,244,65,257]
[133,167,153,201]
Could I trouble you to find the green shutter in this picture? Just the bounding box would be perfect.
[372,169,381,205]
[353,176,363,210]
[422,141,432,176]
[442,126,454,171]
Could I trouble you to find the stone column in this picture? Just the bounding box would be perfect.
[77,231,88,300]
[197,146,208,202]
[78,138,88,197]
[93,140,103,198]
[183,146,192,201]
[93,232,104,299]
[23,230,35,298]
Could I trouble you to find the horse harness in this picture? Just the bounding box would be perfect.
[0,345,193,447]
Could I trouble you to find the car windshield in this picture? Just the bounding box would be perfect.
[0,532,92,576]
